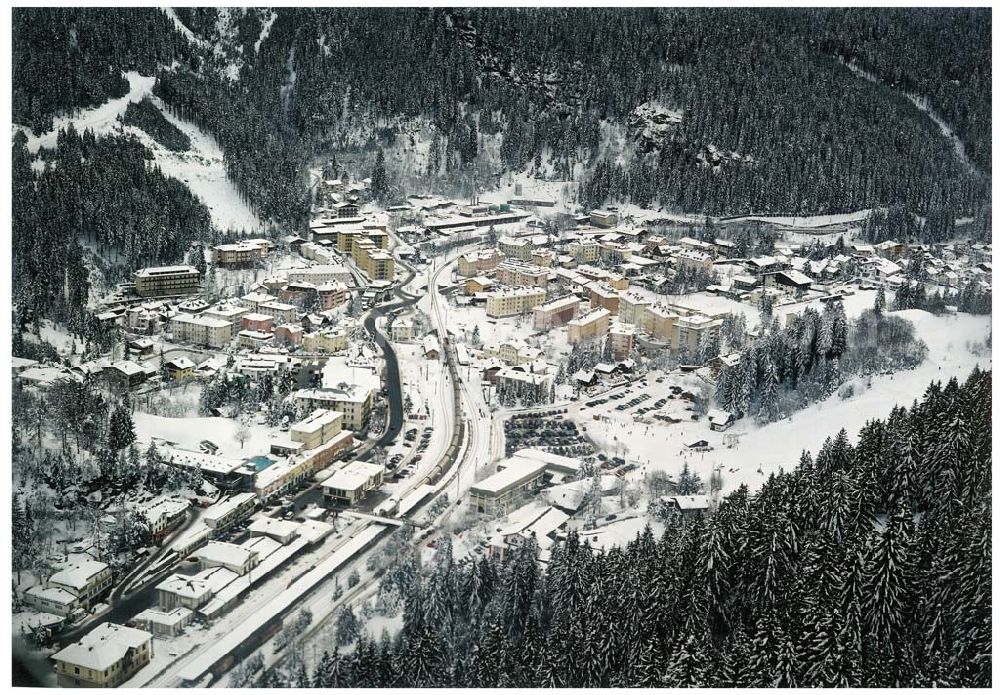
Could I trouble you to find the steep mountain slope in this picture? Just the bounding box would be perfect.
[13,8,992,236]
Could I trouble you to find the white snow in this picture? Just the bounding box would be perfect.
[576,309,990,503]
[161,8,212,50]
[16,72,155,154]
[15,68,262,233]
[255,11,277,53]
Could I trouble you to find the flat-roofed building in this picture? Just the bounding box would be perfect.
[645,304,680,346]
[609,322,636,360]
[287,264,354,286]
[241,312,275,333]
[469,458,547,515]
[675,314,722,356]
[321,462,385,505]
[567,308,611,344]
[134,265,201,298]
[133,607,194,638]
[619,290,652,330]
[290,409,343,450]
[533,295,582,330]
[53,623,152,688]
[170,315,233,348]
[485,287,546,318]
[588,283,620,314]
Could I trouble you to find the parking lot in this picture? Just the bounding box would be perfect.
[503,409,593,458]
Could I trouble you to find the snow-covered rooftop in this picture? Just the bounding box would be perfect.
[53,623,151,671]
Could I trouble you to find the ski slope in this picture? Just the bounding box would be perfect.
[15,71,262,233]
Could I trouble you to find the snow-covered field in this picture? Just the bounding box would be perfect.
[134,412,281,460]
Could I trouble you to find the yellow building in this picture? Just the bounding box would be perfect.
[457,248,505,276]
[290,409,344,450]
[567,308,611,344]
[302,329,349,354]
[485,288,547,318]
[53,623,152,688]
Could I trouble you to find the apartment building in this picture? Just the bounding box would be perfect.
[295,386,373,430]
[457,248,505,276]
[302,328,349,354]
[575,264,629,291]
[496,259,549,288]
[24,558,112,618]
[675,249,714,273]
[241,313,275,333]
[290,409,344,450]
[356,246,394,282]
[170,315,233,348]
[287,264,354,286]
[485,287,547,318]
[498,235,534,261]
[212,242,264,267]
[257,301,298,324]
[201,303,249,327]
[619,290,652,330]
[532,295,582,330]
[567,308,611,344]
[609,323,636,360]
[588,282,621,314]
[134,265,201,298]
[567,239,600,263]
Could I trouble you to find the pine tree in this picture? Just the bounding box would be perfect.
[371,148,389,203]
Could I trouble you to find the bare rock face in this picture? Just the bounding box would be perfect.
[626,102,682,153]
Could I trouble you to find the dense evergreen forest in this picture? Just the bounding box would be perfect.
[12,8,991,234]
[121,98,191,152]
[12,128,213,334]
[251,369,990,688]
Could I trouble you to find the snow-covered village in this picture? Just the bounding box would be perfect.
[9,6,993,690]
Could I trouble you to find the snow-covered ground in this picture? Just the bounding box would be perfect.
[576,309,991,501]
[16,72,155,154]
[15,70,262,233]
[135,94,263,233]
[133,412,282,460]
